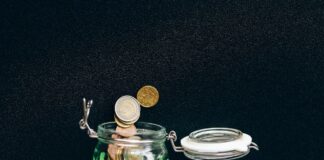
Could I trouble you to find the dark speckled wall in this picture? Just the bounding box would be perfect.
[1,0,323,160]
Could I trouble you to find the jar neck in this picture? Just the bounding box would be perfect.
[98,138,166,147]
[97,122,167,145]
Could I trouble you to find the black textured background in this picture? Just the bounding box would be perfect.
[1,0,324,160]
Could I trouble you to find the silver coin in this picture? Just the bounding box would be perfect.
[115,95,141,122]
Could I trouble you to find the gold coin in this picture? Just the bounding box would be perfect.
[115,115,131,128]
[115,147,124,160]
[136,85,159,108]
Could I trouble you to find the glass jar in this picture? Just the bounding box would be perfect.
[80,98,258,160]
[92,122,169,160]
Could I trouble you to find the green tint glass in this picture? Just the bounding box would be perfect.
[92,122,169,160]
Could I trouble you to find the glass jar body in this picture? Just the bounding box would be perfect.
[93,140,168,160]
[92,122,169,160]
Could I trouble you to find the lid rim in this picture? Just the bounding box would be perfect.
[181,128,252,154]
[189,128,243,143]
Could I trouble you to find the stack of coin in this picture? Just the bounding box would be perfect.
[109,86,159,160]
[114,95,141,128]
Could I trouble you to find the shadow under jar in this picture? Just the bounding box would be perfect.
[93,122,169,160]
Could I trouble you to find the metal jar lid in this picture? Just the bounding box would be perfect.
[167,128,259,160]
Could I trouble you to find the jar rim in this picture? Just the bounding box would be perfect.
[97,121,167,144]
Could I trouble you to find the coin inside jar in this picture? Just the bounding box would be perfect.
[115,146,124,160]
[115,95,140,123]
[116,125,137,137]
[136,85,159,108]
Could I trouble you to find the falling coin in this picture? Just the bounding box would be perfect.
[115,95,141,123]
[136,85,159,108]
